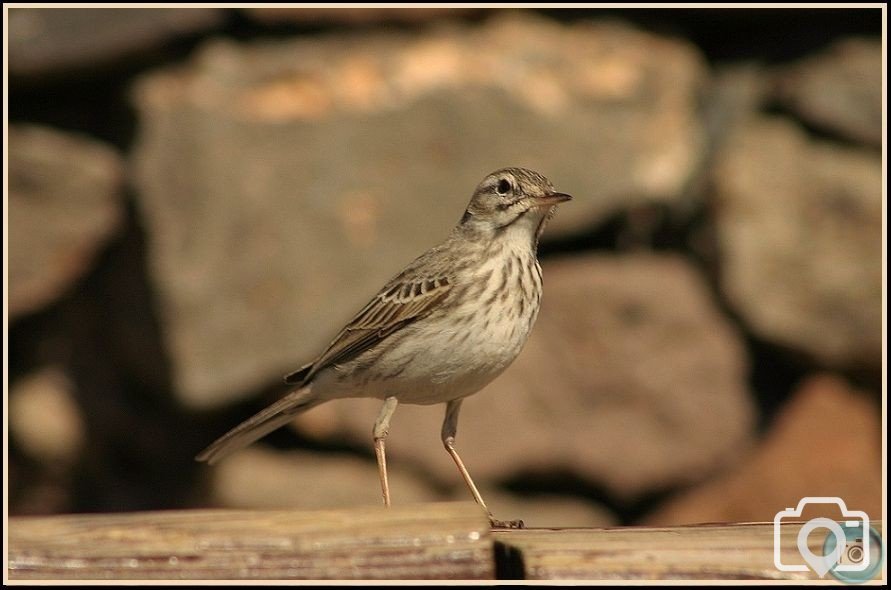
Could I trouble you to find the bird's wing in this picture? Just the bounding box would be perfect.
[284,272,452,384]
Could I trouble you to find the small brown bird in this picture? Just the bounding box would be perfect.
[197,167,571,527]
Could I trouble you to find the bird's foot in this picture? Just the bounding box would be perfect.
[488,517,525,530]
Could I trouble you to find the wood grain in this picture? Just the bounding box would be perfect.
[493,521,884,581]
[8,502,493,580]
[10,505,883,582]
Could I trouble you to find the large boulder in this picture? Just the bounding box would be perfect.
[645,374,882,525]
[712,116,882,370]
[8,7,222,76]
[9,125,124,319]
[773,37,882,147]
[130,13,708,408]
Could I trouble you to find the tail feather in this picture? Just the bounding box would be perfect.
[196,386,318,465]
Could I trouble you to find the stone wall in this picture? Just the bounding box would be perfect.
[8,7,882,528]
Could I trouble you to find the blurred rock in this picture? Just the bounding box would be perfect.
[773,37,881,147]
[290,253,754,500]
[131,12,707,407]
[645,374,882,525]
[712,116,882,370]
[8,7,222,77]
[703,63,770,151]
[9,367,85,464]
[245,7,479,25]
[210,447,441,510]
[208,444,615,528]
[8,479,72,516]
[9,125,124,319]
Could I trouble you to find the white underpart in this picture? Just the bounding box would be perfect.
[314,208,548,405]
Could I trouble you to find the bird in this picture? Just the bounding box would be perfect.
[196,167,571,528]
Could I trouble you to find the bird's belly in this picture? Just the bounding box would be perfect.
[365,303,537,404]
[317,250,543,406]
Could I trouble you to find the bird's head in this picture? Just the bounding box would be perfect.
[460,168,571,246]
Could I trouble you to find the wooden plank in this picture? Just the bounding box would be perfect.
[493,521,884,581]
[10,507,884,582]
[8,502,493,580]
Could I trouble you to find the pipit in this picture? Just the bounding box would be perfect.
[196,167,571,528]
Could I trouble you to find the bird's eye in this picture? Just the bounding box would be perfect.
[496,178,512,195]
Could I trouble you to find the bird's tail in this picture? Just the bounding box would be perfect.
[195,385,320,466]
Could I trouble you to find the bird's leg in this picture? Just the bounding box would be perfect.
[441,400,524,529]
[441,400,487,511]
[373,396,399,507]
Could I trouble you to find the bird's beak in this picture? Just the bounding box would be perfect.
[534,192,573,207]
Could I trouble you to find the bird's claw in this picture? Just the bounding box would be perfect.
[489,517,525,530]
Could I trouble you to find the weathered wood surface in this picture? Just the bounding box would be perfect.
[8,503,884,582]
[493,521,885,581]
[8,502,493,580]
